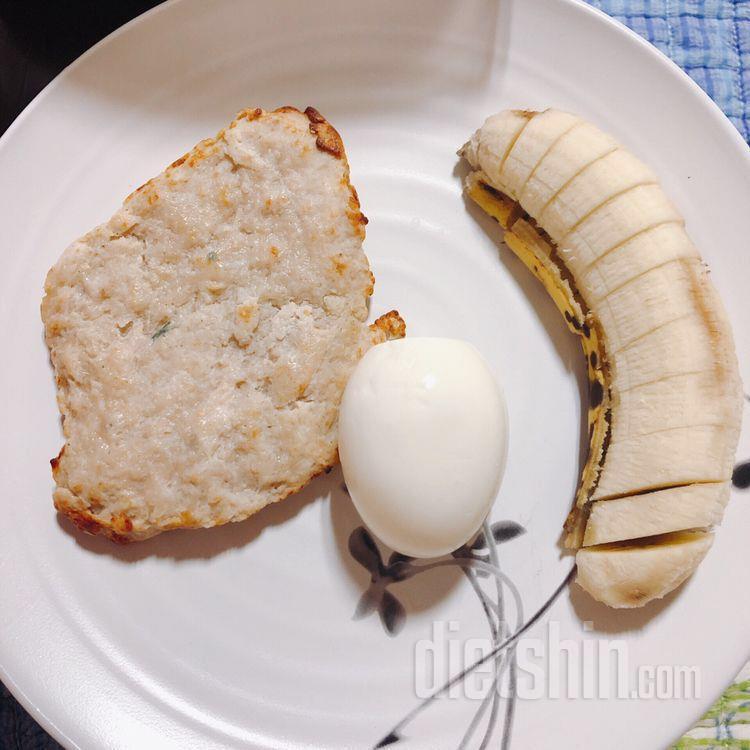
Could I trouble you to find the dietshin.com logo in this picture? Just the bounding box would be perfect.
[414,620,701,700]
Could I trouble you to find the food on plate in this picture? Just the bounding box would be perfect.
[576,531,713,609]
[42,106,404,542]
[461,108,742,607]
[338,338,508,558]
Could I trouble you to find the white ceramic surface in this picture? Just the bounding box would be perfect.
[0,0,748,748]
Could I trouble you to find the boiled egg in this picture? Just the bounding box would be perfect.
[338,337,508,558]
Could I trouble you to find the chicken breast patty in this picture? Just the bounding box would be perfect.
[42,106,404,542]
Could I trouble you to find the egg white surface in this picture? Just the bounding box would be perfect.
[338,337,508,557]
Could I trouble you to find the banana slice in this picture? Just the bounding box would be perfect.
[539,148,658,240]
[461,109,742,608]
[594,425,735,500]
[596,259,713,353]
[580,222,698,303]
[520,123,619,219]
[583,483,729,546]
[611,310,737,391]
[558,184,684,275]
[467,109,535,192]
[612,372,738,439]
[500,110,580,199]
[576,531,713,609]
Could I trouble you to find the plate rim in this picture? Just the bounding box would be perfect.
[0,1,748,747]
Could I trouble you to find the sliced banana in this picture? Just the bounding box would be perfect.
[611,309,737,391]
[465,109,534,191]
[612,372,737,438]
[461,109,742,608]
[539,148,658,240]
[596,259,716,354]
[500,110,580,199]
[576,531,714,609]
[520,122,619,219]
[583,483,729,546]
[580,222,698,303]
[558,184,684,275]
[594,425,735,500]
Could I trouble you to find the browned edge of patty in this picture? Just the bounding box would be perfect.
[54,310,405,543]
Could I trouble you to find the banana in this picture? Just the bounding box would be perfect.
[611,372,737,440]
[611,311,737,392]
[519,123,619,219]
[538,148,658,241]
[500,110,580,199]
[558,185,684,276]
[596,259,717,353]
[470,109,535,192]
[583,483,729,546]
[594,425,735,500]
[580,223,698,303]
[576,531,714,609]
[461,109,742,608]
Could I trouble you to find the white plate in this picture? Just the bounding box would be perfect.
[1,0,749,748]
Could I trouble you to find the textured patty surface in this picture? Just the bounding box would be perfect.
[42,106,403,541]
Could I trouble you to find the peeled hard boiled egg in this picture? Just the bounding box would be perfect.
[338,337,508,558]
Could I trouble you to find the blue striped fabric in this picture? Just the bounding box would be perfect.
[586,0,750,142]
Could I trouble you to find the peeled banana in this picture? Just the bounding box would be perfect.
[461,109,743,608]
[576,531,714,609]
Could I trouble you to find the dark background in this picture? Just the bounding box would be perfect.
[1,2,161,746]
[0,0,161,134]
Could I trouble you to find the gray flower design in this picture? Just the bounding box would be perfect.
[345,518,576,750]
[348,527,411,636]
